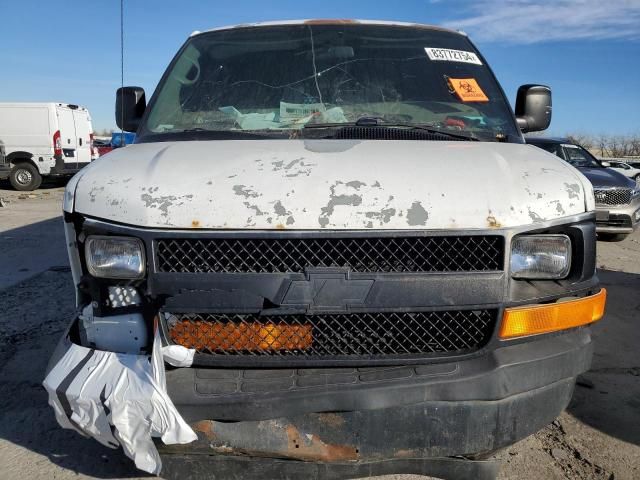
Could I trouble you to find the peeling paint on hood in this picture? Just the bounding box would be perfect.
[72,140,589,230]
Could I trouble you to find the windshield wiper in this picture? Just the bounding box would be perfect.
[138,128,290,143]
[177,128,286,139]
[304,116,480,141]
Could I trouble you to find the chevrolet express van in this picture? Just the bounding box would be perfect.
[45,20,606,480]
[0,102,96,190]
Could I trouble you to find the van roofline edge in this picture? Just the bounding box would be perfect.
[190,19,465,38]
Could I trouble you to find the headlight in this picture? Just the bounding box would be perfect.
[85,236,145,279]
[511,234,571,279]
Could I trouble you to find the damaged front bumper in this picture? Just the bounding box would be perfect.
[45,313,593,479]
[155,327,592,479]
[43,322,197,475]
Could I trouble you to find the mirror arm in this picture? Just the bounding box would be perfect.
[516,116,530,133]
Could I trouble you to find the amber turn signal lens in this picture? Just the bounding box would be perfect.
[170,320,313,351]
[500,289,606,339]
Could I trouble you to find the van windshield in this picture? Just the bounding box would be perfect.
[140,23,520,141]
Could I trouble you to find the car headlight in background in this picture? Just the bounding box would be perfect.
[511,234,571,279]
[85,236,145,279]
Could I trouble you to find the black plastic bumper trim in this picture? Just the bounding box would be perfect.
[158,377,575,477]
[0,163,10,179]
[166,327,592,422]
[159,454,500,480]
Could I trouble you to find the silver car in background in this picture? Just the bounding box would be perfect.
[604,160,640,184]
[527,137,640,240]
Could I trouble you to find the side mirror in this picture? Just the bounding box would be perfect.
[515,84,552,133]
[116,87,146,132]
[600,161,611,167]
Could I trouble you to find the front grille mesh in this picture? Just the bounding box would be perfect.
[166,310,496,357]
[594,188,632,206]
[156,236,504,274]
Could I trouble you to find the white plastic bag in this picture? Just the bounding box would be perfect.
[43,329,197,474]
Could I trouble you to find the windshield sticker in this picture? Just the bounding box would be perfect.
[425,48,482,65]
[448,78,489,102]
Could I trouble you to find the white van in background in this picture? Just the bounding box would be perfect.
[0,102,96,190]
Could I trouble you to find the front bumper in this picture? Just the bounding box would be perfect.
[56,213,601,478]
[595,199,640,233]
[50,155,91,176]
[157,328,592,479]
[0,163,10,180]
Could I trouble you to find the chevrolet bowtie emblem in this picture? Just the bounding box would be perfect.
[281,271,373,312]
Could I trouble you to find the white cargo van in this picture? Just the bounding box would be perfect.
[0,102,96,190]
[46,20,606,480]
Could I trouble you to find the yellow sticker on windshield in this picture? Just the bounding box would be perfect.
[448,78,489,102]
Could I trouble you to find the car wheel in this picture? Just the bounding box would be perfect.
[9,163,42,191]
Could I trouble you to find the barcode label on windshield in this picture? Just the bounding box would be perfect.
[425,48,482,65]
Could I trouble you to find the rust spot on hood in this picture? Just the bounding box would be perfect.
[191,220,200,228]
[487,215,501,228]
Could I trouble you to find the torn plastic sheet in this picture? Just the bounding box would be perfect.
[42,328,197,474]
[162,344,195,367]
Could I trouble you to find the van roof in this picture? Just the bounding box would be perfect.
[191,19,464,38]
[0,102,88,111]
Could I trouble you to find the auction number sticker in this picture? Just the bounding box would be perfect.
[425,47,482,65]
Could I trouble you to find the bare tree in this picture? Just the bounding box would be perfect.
[595,134,609,158]
[566,133,594,150]
[95,128,114,137]
[629,134,640,157]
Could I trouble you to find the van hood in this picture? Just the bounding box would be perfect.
[71,140,589,230]
[577,166,636,189]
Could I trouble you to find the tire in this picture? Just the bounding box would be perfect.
[9,162,42,191]
[598,233,629,242]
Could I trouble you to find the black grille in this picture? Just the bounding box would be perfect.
[593,188,632,206]
[596,214,632,228]
[333,126,465,141]
[165,310,496,358]
[156,236,504,274]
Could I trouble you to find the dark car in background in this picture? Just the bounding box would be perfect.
[527,137,640,240]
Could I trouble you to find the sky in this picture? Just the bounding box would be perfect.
[1,0,639,135]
